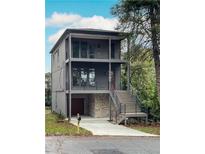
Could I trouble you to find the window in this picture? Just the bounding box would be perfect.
[88,44,95,58]
[72,67,96,88]
[89,68,95,87]
[81,41,87,58]
[73,41,79,58]
[72,68,80,86]
[80,68,88,87]
[65,39,69,59]
[111,43,115,59]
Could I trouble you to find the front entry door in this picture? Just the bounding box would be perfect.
[71,98,84,116]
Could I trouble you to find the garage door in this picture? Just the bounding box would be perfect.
[71,98,84,116]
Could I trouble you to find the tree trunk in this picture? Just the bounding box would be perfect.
[150,6,160,99]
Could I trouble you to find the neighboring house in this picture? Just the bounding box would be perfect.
[50,28,147,124]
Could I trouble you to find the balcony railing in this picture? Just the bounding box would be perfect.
[66,81,108,91]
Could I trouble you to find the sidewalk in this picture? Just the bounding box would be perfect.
[70,117,157,136]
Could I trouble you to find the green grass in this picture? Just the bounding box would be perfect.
[128,124,160,135]
[45,108,92,136]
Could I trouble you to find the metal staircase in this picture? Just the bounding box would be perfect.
[110,87,147,125]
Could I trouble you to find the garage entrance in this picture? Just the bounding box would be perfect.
[71,98,84,116]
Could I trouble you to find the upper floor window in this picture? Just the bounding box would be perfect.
[89,44,95,58]
[72,67,95,87]
[81,41,87,58]
[73,68,80,86]
[72,40,95,59]
[89,68,95,87]
[80,68,88,87]
[73,41,80,58]
[111,43,115,59]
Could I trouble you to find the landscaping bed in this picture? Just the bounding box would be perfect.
[127,123,160,135]
[45,108,92,136]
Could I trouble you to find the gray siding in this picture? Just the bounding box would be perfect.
[51,39,66,116]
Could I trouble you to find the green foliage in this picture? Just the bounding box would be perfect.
[122,48,160,117]
[112,0,160,118]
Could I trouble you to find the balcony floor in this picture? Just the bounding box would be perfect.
[66,90,110,94]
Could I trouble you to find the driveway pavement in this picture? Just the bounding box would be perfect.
[46,136,159,154]
[70,117,157,136]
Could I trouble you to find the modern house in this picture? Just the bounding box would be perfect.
[50,28,147,124]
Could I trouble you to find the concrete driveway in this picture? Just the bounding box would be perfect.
[46,136,160,154]
[70,117,157,136]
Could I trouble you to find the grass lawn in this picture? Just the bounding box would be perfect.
[45,108,92,136]
[128,124,160,135]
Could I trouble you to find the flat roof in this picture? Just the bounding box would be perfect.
[50,28,128,54]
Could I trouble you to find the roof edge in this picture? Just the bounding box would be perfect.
[49,28,129,54]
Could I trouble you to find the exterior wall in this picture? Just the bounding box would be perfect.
[66,93,116,118]
[51,39,66,116]
[94,94,110,118]
[70,94,112,118]
[88,95,95,117]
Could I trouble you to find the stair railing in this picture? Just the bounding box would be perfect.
[109,90,120,123]
[110,90,126,123]
[128,84,143,112]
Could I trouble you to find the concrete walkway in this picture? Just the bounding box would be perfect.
[70,117,157,136]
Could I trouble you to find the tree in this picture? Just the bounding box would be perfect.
[45,72,51,106]
[112,0,160,97]
[121,47,160,118]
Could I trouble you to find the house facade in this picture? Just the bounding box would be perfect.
[50,28,146,123]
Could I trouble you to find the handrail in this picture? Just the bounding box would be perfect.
[110,90,120,113]
[109,90,125,123]
[128,83,143,111]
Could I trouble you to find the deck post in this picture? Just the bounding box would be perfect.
[68,34,72,119]
[109,37,111,121]
[127,38,130,91]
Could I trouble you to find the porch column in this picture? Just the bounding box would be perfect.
[108,37,111,120]
[69,34,72,119]
[109,37,111,90]
[64,41,67,116]
[127,38,130,91]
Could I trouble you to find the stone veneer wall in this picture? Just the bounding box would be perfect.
[88,94,116,118]
[88,94,95,117]
[94,94,110,118]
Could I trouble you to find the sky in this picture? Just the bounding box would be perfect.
[45,0,119,72]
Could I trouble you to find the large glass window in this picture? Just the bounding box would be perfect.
[72,68,80,86]
[80,68,88,87]
[88,44,95,58]
[73,67,96,88]
[73,41,79,58]
[81,41,87,58]
[111,43,115,59]
[89,68,95,87]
